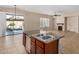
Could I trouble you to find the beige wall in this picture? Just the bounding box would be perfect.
[24,12,54,31]
[0,6,54,31]
[1,6,79,34]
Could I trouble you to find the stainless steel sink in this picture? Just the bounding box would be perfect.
[36,34,53,40]
[42,35,52,40]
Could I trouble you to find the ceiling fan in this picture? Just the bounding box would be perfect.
[53,12,61,16]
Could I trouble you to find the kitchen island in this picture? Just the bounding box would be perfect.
[23,30,64,54]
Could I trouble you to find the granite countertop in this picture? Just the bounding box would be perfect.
[32,33,64,44]
[24,30,64,44]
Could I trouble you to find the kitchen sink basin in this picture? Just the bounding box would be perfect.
[42,35,52,40]
[36,34,53,40]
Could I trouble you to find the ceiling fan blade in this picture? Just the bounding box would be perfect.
[53,11,62,16]
[53,14,61,16]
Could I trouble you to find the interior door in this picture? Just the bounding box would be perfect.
[67,16,78,32]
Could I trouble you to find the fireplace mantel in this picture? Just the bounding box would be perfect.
[56,23,64,25]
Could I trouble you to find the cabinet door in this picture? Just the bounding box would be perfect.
[31,37,36,54]
[23,33,26,47]
[31,44,35,54]
[36,46,44,54]
[36,40,44,48]
[26,36,31,53]
[45,40,58,54]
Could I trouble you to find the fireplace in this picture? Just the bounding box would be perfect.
[56,23,64,31]
[58,26,63,31]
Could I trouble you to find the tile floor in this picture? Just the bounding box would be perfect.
[0,34,27,54]
[0,31,79,54]
[59,31,79,54]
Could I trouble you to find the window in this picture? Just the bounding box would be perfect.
[40,17,50,28]
[6,14,24,30]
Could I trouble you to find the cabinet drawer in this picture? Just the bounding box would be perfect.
[36,40,44,48]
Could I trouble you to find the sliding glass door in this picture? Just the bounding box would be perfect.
[6,14,24,35]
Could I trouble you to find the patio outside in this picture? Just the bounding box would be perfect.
[5,14,24,35]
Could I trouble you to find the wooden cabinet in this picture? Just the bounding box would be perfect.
[31,44,36,54]
[45,40,58,54]
[30,37,36,54]
[23,33,26,47]
[36,46,44,54]
[36,40,44,48]
[31,37,59,54]
[36,40,44,54]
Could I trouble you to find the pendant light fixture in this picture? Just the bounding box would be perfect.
[14,5,16,21]
[12,5,16,31]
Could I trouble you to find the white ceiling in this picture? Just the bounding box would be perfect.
[1,5,79,15]
[16,5,79,15]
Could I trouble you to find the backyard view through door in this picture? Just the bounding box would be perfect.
[5,14,24,35]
